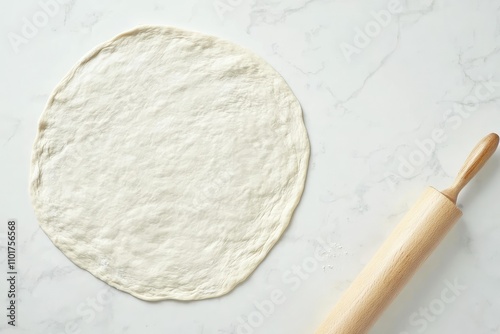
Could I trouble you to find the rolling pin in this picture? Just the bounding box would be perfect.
[315,133,499,334]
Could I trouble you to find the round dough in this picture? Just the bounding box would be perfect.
[30,26,309,301]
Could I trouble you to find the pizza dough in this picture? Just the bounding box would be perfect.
[30,26,310,301]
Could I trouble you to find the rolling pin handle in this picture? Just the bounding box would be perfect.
[442,133,499,204]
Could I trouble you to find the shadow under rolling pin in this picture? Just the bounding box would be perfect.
[315,133,500,334]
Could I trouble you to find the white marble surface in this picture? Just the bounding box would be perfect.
[1,0,500,333]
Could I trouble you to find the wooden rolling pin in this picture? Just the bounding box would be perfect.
[315,133,499,334]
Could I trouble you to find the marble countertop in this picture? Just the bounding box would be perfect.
[1,0,500,333]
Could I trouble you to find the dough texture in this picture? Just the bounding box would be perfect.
[30,26,310,301]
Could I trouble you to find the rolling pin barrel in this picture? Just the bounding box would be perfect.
[315,133,499,334]
[315,187,462,334]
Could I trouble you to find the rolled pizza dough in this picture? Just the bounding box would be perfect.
[30,26,310,301]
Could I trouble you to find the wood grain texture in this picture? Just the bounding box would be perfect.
[315,187,462,334]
